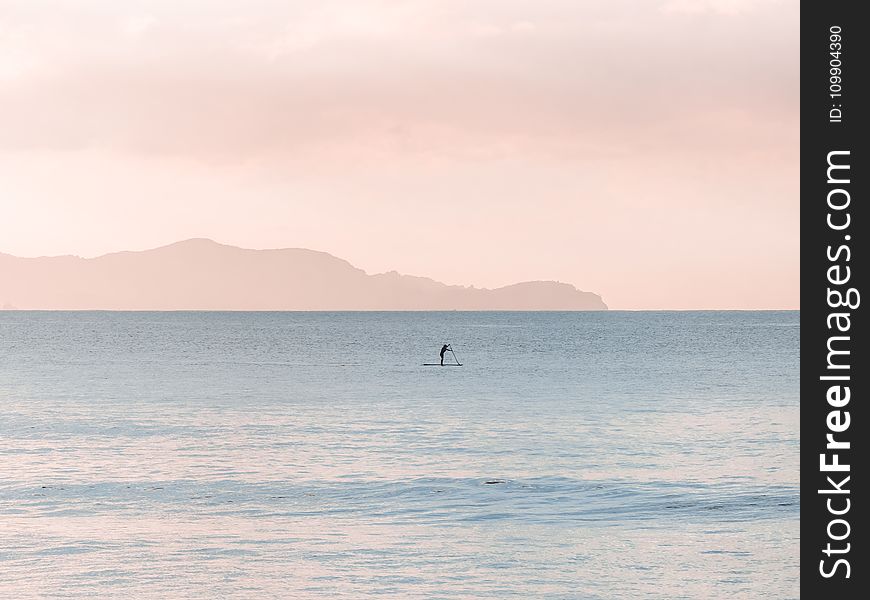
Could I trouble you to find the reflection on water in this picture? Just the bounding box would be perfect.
[0,311,799,598]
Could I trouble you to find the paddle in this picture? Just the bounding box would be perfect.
[448,345,462,365]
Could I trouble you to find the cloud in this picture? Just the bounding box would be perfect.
[0,0,798,163]
[660,0,786,15]
[120,14,158,37]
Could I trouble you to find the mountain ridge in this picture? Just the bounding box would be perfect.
[0,239,607,310]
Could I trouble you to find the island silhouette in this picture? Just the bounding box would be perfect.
[0,239,607,310]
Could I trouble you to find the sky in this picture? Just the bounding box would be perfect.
[0,0,799,309]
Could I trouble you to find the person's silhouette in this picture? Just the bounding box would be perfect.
[440,344,450,366]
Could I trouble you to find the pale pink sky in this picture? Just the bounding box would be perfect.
[0,0,798,309]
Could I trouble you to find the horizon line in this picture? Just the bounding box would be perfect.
[0,238,798,311]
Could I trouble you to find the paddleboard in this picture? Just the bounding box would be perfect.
[423,363,463,366]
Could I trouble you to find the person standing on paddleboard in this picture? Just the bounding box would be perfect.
[440,344,450,366]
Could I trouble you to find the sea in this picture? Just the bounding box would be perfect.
[0,311,799,599]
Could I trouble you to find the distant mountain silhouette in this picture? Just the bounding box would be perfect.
[0,239,607,310]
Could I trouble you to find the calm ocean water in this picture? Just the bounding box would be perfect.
[0,311,799,599]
